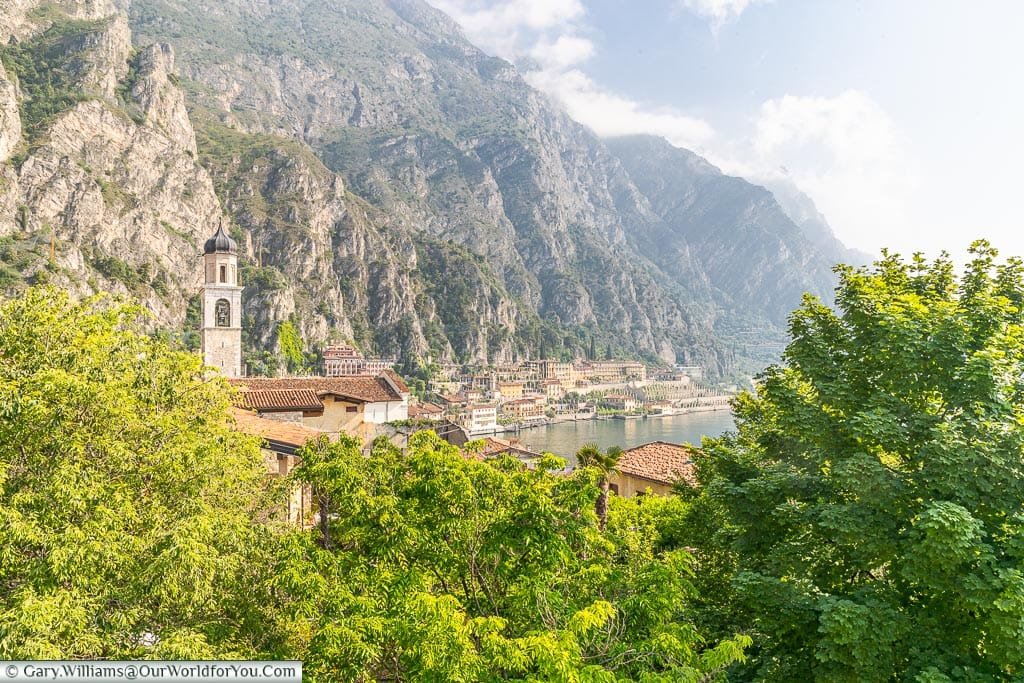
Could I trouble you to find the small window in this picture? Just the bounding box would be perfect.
[609,483,620,495]
[219,265,226,283]
[215,299,231,327]
[346,406,358,413]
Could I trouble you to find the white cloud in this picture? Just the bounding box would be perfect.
[529,35,595,70]
[676,0,773,34]
[427,0,586,61]
[526,68,716,149]
[733,90,919,255]
[425,0,717,150]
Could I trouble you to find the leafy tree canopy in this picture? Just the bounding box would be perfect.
[684,242,1024,681]
[0,286,748,679]
[0,288,280,659]
[278,432,750,681]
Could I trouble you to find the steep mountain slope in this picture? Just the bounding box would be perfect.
[605,135,848,326]
[128,0,728,367]
[0,0,225,329]
[0,0,857,378]
[759,176,873,266]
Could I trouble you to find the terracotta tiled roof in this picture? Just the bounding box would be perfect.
[409,402,443,418]
[237,389,323,412]
[382,369,410,394]
[617,441,697,486]
[231,408,328,449]
[231,375,404,403]
[478,436,542,459]
[480,436,513,456]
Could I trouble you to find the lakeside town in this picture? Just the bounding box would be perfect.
[370,349,734,436]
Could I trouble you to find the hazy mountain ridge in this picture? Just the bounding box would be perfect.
[0,0,859,377]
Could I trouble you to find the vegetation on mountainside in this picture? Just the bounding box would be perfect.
[680,242,1024,680]
[0,15,105,147]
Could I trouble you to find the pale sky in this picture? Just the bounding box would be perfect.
[425,0,1024,261]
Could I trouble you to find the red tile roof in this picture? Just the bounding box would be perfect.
[231,408,328,448]
[237,389,324,412]
[382,369,410,394]
[617,441,697,486]
[231,374,405,403]
[409,402,444,418]
[477,436,542,459]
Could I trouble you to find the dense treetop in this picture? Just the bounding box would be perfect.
[683,243,1024,680]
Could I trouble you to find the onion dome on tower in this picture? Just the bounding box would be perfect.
[203,225,238,255]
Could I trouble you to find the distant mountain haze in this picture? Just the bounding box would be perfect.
[0,0,861,377]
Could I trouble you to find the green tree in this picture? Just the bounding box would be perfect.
[574,443,624,531]
[686,243,1024,680]
[0,287,281,659]
[279,431,749,681]
[276,319,306,374]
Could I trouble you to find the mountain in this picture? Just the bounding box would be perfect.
[605,135,851,326]
[758,175,874,267]
[0,0,860,378]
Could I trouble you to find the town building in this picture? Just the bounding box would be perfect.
[608,441,697,497]
[460,404,498,435]
[408,401,445,421]
[231,371,410,443]
[231,408,320,527]
[601,393,638,412]
[577,361,647,383]
[322,343,394,376]
[529,360,578,387]
[477,436,544,465]
[496,382,525,399]
[200,226,242,378]
[540,379,565,400]
[500,396,546,423]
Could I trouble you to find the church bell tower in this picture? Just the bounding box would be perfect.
[200,225,242,377]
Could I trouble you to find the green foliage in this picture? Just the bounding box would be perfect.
[685,243,1024,680]
[276,319,306,374]
[0,287,749,677]
[0,287,280,658]
[96,177,138,214]
[243,349,280,378]
[278,431,749,681]
[0,15,105,145]
[0,234,50,290]
[576,443,624,531]
[88,254,166,296]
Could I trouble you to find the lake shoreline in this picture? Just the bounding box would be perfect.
[501,402,734,435]
[511,409,738,459]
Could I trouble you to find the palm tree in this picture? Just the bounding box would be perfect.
[575,442,624,531]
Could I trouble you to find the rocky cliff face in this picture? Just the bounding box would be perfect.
[605,135,848,326]
[0,3,225,332]
[0,0,858,378]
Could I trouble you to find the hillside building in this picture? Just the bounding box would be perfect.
[323,343,394,376]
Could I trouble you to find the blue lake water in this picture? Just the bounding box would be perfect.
[513,410,736,460]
